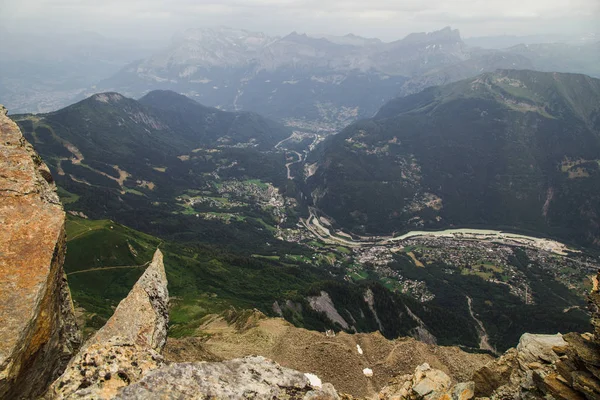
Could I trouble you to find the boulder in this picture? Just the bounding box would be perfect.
[46,249,168,399]
[114,356,340,400]
[516,333,568,366]
[377,363,473,400]
[0,105,80,399]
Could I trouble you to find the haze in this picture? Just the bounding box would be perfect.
[1,0,599,43]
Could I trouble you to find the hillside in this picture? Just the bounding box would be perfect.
[12,91,294,250]
[306,70,600,248]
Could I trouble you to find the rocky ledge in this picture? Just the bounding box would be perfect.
[0,105,80,399]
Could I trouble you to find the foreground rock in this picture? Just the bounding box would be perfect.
[474,272,600,400]
[378,363,474,400]
[46,249,169,399]
[0,105,80,399]
[115,356,341,400]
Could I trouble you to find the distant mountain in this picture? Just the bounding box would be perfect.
[94,27,600,131]
[305,70,600,247]
[465,33,600,49]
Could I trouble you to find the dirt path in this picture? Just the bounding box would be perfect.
[466,296,496,354]
[67,262,149,276]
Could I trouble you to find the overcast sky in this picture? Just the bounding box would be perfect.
[1,0,599,43]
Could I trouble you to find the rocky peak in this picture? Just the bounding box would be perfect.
[46,249,169,399]
[396,26,463,46]
[0,105,80,399]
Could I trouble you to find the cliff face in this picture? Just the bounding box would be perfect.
[0,105,81,399]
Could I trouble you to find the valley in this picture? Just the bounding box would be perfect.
[7,70,600,355]
[3,3,600,397]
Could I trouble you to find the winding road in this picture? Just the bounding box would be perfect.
[285,151,303,180]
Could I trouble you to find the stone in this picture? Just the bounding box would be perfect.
[114,356,340,400]
[377,363,457,400]
[46,249,168,399]
[0,105,80,399]
[542,373,585,400]
[564,332,600,368]
[516,333,567,366]
[451,382,474,400]
[473,348,518,397]
[572,370,600,400]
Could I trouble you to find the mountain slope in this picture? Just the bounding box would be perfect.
[11,91,293,251]
[306,70,600,247]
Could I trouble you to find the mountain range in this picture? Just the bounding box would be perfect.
[3,26,598,133]
[93,27,600,129]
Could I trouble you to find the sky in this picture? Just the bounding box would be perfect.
[1,0,599,43]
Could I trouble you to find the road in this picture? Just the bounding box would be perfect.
[285,151,303,180]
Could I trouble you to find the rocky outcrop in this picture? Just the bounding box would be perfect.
[474,271,600,400]
[115,356,341,399]
[377,363,474,400]
[0,105,80,399]
[46,249,168,399]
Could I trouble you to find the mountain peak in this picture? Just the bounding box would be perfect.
[398,26,462,45]
[91,92,126,104]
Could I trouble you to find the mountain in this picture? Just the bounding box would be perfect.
[306,70,600,248]
[11,90,294,250]
[465,33,600,48]
[95,26,599,132]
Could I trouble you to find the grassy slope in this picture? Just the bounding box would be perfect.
[64,215,321,337]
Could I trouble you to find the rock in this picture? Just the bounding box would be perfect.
[451,382,474,400]
[473,348,518,397]
[516,333,567,366]
[89,249,169,351]
[0,105,81,399]
[412,364,452,398]
[572,370,600,400]
[478,271,600,400]
[114,356,340,400]
[541,373,585,400]
[564,332,600,368]
[377,363,470,400]
[46,249,168,399]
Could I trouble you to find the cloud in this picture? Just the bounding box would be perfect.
[1,0,598,41]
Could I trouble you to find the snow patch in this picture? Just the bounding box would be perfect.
[305,373,322,388]
[357,344,363,355]
[363,368,373,377]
